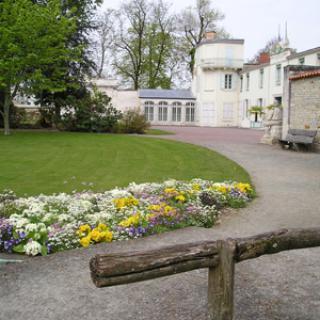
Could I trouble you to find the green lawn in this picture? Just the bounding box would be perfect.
[0,131,250,196]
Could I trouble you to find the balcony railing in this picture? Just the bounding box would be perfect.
[199,58,244,69]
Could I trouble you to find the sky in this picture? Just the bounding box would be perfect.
[101,0,320,60]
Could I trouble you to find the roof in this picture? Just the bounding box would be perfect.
[139,89,195,100]
[242,62,270,73]
[288,47,320,59]
[197,38,244,48]
[289,69,320,80]
[241,47,320,74]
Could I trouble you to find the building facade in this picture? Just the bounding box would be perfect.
[239,47,320,129]
[14,31,320,135]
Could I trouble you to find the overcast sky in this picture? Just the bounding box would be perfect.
[102,0,320,60]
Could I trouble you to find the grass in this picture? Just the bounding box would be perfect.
[0,131,250,196]
[145,128,174,135]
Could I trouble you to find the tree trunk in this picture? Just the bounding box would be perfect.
[3,88,11,136]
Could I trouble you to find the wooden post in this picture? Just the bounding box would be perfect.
[207,240,236,320]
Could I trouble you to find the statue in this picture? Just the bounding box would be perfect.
[261,105,283,145]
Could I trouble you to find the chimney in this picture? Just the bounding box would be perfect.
[258,52,270,64]
[204,31,217,41]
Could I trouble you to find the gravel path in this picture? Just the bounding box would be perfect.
[1,127,320,320]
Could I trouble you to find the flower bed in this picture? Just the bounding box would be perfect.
[0,179,254,256]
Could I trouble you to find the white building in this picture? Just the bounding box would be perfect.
[239,46,320,128]
[15,31,320,131]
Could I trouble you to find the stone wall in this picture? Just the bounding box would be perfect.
[289,76,320,143]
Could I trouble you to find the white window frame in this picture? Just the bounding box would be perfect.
[158,101,168,122]
[172,102,182,122]
[275,64,282,86]
[144,101,154,121]
[186,102,195,122]
[246,73,250,91]
[243,99,249,119]
[259,69,264,89]
[224,74,233,89]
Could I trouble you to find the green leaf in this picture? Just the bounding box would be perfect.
[41,245,48,256]
[13,243,25,253]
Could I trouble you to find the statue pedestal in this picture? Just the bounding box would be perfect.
[261,122,283,145]
[260,107,283,145]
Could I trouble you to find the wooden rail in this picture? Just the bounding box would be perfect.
[90,228,320,320]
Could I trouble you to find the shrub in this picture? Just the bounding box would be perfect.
[117,109,150,134]
[60,86,122,133]
[0,103,26,129]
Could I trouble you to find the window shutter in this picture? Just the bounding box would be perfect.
[220,73,225,89]
[232,75,238,91]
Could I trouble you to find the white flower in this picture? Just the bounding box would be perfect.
[163,179,177,187]
[25,223,38,233]
[25,240,42,256]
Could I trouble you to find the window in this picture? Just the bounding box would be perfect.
[158,101,168,121]
[259,69,264,89]
[240,75,243,92]
[144,101,154,121]
[246,73,250,91]
[257,98,263,107]
[243,99,249,119]
[275,64,282,86]
[172,102,182,122]
[299,57,305,65]
[223,104,233,120]
[186,102,195,122]
[224,74,232,89]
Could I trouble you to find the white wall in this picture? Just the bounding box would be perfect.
[239,48,320,128]
[193,40,244,127]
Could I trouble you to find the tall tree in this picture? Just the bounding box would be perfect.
[34,0,102,126]
[112,0,177,89]
[177,0,228,75]
[143,0,175,89]
[0,0,79,135]
[113,0,148,90]
[92,9,115,78]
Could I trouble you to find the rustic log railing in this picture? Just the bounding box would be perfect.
[90,228,320,320]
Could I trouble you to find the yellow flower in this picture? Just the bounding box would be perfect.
[147,204,161,211]
[100,230,113,242]
[91,229,103,242]
[79,224,91,233]
[175,194,186,202]
[212,185,230,194]
[113,196,139,209]
[164,188,177,194]
[192,184,201,191]
[119,213,141,228]
[235,183,252,193]
[97,223,108,232]
[80,235,91,248]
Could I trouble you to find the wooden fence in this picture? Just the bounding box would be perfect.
[90,228,320,320]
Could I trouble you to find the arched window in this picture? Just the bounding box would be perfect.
[186,102,195,122]
[172,101,182,122]
[158,101,168,121]
[144,101,154,121]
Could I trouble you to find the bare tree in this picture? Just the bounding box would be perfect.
[143,0,176,88]
[113,0,148,90]
[177,0,228,75]
[93,9,115,78]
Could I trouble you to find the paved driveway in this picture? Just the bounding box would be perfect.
[1,127,320,320]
